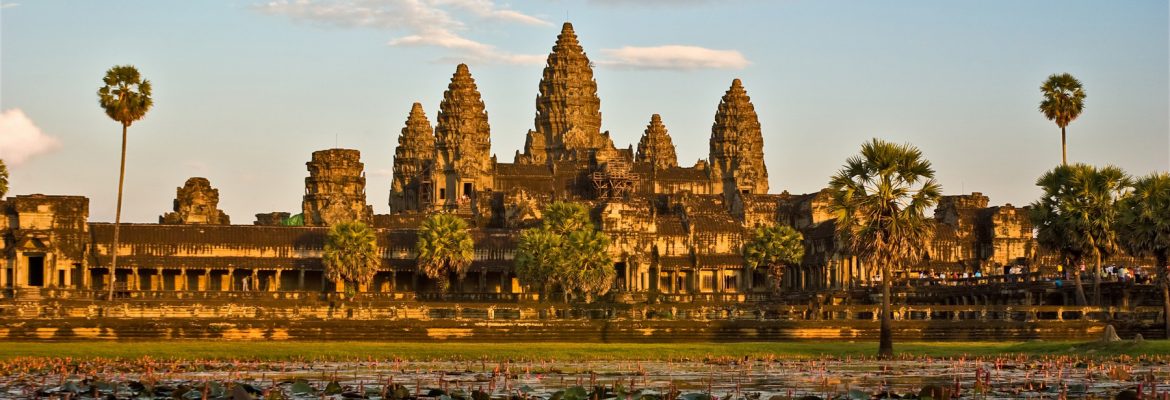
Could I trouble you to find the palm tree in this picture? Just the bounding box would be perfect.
[1116,172,1170,337]
[98,65,153,300]
[561,229,614,303]
[1031,164,1129,306]
[322,221,380,297]
[828,138,942,358]
[0,158,8,198]
[1039,73,1086,166]
[743,224,805,293]
[416,213,475,295]
[514,227,563,301]
[543,201,592,233]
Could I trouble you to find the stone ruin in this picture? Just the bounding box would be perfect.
[302,149,372,226]
[159,177,230,225]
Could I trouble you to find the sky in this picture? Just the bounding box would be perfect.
[1,0,1167,223]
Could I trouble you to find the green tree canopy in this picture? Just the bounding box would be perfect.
[1039,73,1086,165]
[543,201,593,234]
[322,221,380,290]
[1030,163,1130,306]
[743,224,805,292]
[416,213,475,294]
[514,202,613,303]
[828,138,941,358]
[514,228,563,298]
[1116,172,1170,337]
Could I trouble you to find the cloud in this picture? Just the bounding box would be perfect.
[587,0,713,6]
[257,0,547,64]
[0,109,61,166]
[0,3,19,9]
[598,45,749,70]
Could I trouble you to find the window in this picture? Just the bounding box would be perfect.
[700,271,715,291]
[439,188,446,200]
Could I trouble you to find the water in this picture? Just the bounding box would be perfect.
[3,355,1167,399]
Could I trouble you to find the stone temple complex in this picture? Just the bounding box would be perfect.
[0,23,1161,341]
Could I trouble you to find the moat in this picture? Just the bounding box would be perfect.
[4,354,1168,399]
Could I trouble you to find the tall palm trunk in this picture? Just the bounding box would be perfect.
[1093,248,1102,306]
[1159,253,1169,339]
[109,123,127,301]
[1073,263,1087,306]
[1061,125,1067,166]
[878,262,893,358]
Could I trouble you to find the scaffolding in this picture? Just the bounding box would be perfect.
[592,160,640,199]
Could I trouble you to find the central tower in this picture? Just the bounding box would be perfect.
[519,22,615,164]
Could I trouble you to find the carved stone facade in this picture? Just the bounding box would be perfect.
[160,177,230,225]
[519,22,617,165]
[302,149,372,226]
[419,64,494,214]
[636,114,678,170]
[389,102,436,213]
[709,79,768,196]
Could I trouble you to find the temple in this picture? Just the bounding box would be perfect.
[0,23,1153,310]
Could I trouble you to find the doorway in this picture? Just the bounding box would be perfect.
[27,255,45,287]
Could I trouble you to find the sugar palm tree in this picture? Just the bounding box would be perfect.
[514,227,563,301]
[1031,164,1130,306]
[1039,73,1086,166]
[98,65,153,300]
[561,229,614,303]
[0,158,8,198]
[744,224,805,293]
[416,213,475,296]
[322,221,380,297]
[828,138,942,358]
[1116,172,1170,337]
[543,201,592,233]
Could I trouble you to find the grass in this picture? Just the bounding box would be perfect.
[0,340,1167,361]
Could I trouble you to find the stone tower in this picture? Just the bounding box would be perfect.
[302,149,372,226]
[635,114,678,170]
[431,63,492,210]
[709,78,768,195]
[389,102,436,212]
[160,177,230,224]
[520,22,616,164]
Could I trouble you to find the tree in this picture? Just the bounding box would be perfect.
[514,228,563,300]
[322,221,380,297]
[743,224,805,293]
[1116,172,1170,337]
[543,201,593,233]
[1031,164,1129,306]
[416,213,475,295]
[0,158,8,198]
[1039,73,1086,166]
[561,229,614,303]
[98,65,153,300]
[513,201,613,303]
[828,138,941,358]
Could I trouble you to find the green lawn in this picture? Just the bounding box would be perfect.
[0,340,1166,361]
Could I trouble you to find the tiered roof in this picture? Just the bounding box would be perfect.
[435,64,492,176]
[635,114,679,170]
[709,79,768,194]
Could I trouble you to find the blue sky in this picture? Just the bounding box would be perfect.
[2,0,1167,223]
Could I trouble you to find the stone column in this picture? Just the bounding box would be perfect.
[201,269,211,291]
[298,269,305,290]
[273,269,282,292]
[251,269,259,291]
[225,268,234,291]
[478,270,487,292]
[670,270,679,294]
[180,268,189,291]
[390,270,398,292]
[131,268,140,291]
